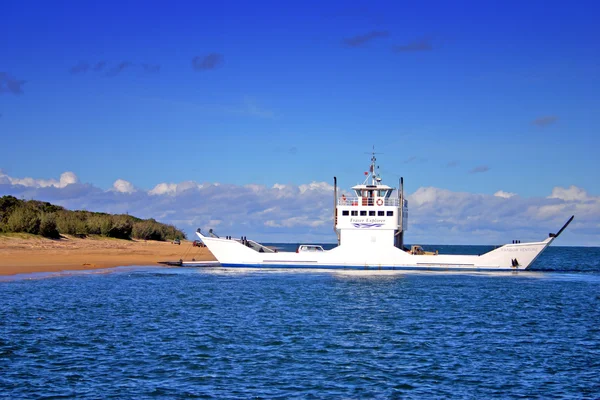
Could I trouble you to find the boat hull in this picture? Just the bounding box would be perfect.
[195,232,558,272]
[219,263,528,272]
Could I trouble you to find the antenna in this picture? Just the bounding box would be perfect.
[363,146,383,185]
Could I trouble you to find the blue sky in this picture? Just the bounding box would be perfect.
[1,0,599,245]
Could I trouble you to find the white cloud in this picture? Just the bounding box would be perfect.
[0,170,598,246]
[0,171,79,188]
[494,190,516,198]
[58,172,79,187]
[176,181,202,193]
[112,179,136,194]
[405,186,599,245]
[299,181,334,194]
[244,184,265,194]
[265,216,327,228]
[548,185,589,201]
[149,181,203,196]
[149,183,177,196]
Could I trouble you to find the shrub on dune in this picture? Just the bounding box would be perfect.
[6,205,41,234]
[39,213,60,239]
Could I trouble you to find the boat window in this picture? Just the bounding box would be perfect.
[378,211,385,216]
[360,210,367,216]
[387,211,394,216]
[342,210,349,216]
[369,211,376,216]
[351,210,358,216]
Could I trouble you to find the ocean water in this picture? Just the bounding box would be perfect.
[1,246,600,399]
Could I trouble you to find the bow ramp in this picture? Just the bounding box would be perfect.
[478,215,574,269]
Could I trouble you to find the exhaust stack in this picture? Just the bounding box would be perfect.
[334,177,340,245]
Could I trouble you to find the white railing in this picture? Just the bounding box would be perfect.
[337,197,399,206]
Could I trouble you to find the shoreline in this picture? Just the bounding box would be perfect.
[0,235,216,276]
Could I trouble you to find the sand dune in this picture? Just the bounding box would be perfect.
[0,235,215,276]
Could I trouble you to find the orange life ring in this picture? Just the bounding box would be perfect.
[376,198,383,206]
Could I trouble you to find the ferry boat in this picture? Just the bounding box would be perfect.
[195,154,573,271]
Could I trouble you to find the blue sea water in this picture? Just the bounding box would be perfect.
[1,246,600,399]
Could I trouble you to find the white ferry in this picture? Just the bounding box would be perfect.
[196,154,573,271]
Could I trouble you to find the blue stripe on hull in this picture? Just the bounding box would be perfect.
[220,263,521,272]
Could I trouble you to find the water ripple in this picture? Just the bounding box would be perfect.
[2,260,600,398]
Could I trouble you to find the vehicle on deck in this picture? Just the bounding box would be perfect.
[296,245,325,253]
[409,245,438,255]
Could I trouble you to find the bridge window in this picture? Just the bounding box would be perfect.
[351,210,358,216]
[387,211,394,216]
[342,210,349,216]
[369,211,376,216]
[360,210,367,216]
[378,211,385,216]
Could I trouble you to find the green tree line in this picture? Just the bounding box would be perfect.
[0,195,186,241]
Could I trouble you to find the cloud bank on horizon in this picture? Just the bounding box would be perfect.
[0,170,596,246]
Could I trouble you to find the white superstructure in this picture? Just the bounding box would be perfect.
[334,152,408,251]
[196,153,573,271]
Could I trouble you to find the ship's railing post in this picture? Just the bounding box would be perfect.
[337,197,361,206]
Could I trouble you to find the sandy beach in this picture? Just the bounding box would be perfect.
[0,234,216,276]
